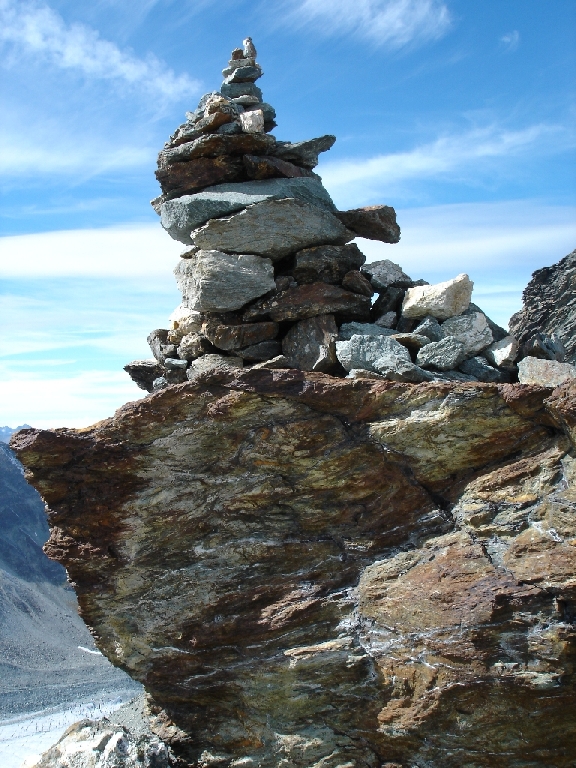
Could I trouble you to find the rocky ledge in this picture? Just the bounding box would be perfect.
[12,370,576,767]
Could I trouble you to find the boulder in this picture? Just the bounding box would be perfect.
[202,319,279,351]
[402,274,473,320]
[223,65,262,83]
[520,333,565,362]
[272,135,336,168]
[155,156,244,198]
[244,283,371,323]
[243,155,315,180]
[483,336,519,370]
[414,315,443,342]
[416,336,468,371]
[335,334,411,373]
[339,322,395,341]
[341,270,374,296]
[190,199,352,261]
[465,303,508,342]
[459,356,507,383]
[517,357,576,387]
[291,243,365,285]
[174,250,275,313]
[123,360,164,392]
[158,133,275,166]
[282,315,339,372]
[187,353,243,379]
[440,312,493,356]
[361,259,412,291]
[336,206,400,244]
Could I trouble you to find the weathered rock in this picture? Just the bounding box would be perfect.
[391,332,431,352]
[243,154,315,180]
[251,355,292,370]
[244,283,371,323]
[239,109,264,133]
[402,273,474,320]
[336,206,400,244]
[414,314,443,341]
[223,65,262,83]
[174,250,275,313]
[147,329,175,364]
[164,358,188,370]
[484,335,519,370]
[371,286,405,318]
[374,311,397,328]
[186,353,243,379]
[158,133,275,167]
[518,356,576,387]
[440,311,493,355]
[509,248,576,363]
[338,322,394,341]
[167,306,202,341]
[416,336,468,370]
[12,374,576,767]
[341,270,374,296]
[336,334,411,372]
[291,243,365,285]
[124,360,164,392]
[373,356,433,382]
[520,332,566,362]
[202,319,278,352]
[220,81,263,100]
[204,176,337,213]
[361,259,412,291]
[155,156,244,198]
[282,315,339,373]
[459,355,507,382]
[28,718,173,768]
[190,199,352,260]
[466,302,508,342]
[235,340,282,361]
[177,333,211,361]
[272,135,336,168]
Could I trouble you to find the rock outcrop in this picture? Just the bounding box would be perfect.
[12,372,576,767]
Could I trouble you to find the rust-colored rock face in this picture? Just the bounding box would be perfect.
[11,374,576,767]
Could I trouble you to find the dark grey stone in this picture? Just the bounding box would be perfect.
[336,334,410,372]
[221,82,263,100]
[520,333,566,362]
[373,355,433,382]
[338,322,395,341]
[124,360,164,392]
[459,356,507,383]
[273,135,336,168]
[414,315,443,342]
[465,303,508,342]
[291,243,365,284]
[235,341,282,361]
[164,358,188,370]
[223,66,262,83]
[371,286,405,318]
[282,315,338,372]
[147,330,176,364]
[416,336,467,371]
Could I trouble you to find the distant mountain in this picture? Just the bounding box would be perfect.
[0,425,31,444]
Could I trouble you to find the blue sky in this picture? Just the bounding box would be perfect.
[1,0,575,428]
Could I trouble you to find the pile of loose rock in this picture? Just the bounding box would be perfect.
[125,39,576,393]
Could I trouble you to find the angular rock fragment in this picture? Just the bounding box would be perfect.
[155,156,244,198]
[336,206,400,243]
[440,311,493,356]
[251,355,292,369]
[402,273,473,320]
[416,336,468,370]
[391,332,431,353]
[174,250,275,312]
[235,340,282,361]
[335,334,411,373]
[414,315,442,342]
[282,315,339,372]
[361,259,412,290]
[158,133,275,167]
[223,65,262,83]
[202,319,278,351]
[341,270,374,296]
[191,199,352,260]
[518,357,576,387]
[123,360,164,392]
[459,356,506,383]
[272,135,336,168]
[371,286,405,319]
[483,335,519,370]
[187,353,243,379]
[239,109,265,133]
[373,356,433,382]
[177,333,211,361]
[243,155,315,180]
[291,243,365,284]
[465,302,508,342]
[221,82,263,100]
[245,283,371,323]
[147,329,175,364]
[374,311,397,328]
[338,322,394,340]
[168,306,202,340]
[520,333,565,362]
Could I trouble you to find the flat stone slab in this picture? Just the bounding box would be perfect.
[518,357,576,387]
[272,135,336,168]
[174,250,275,313]
[155,155,244,198]
[159,133,276,166]
[244,155,315,180]
[339,322,394,341]
[336,206,400,244]
[291,243,365,285]
[459,356,506,383]
[202,319,278,351]
[204,176,337,212]
[402,274,473,320]
[245,283,371,323]
[361,259,412,291]
[190,199,352,261]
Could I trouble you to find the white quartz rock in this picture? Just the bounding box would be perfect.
[483,335,519,370]
[402,273,473,320]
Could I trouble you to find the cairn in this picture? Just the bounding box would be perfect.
[125,40,560,392]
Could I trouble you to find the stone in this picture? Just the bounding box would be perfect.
[123,360,164,392]
[177,333,211,361]
[338,322,394,340]
[222,57,257,74]
[239,109,264,133]
[518,357,576,387]
[223,65,262,83]
[414,315,443,342]
[520,333,566,362]
[335,334,411,372]
[221,82,262,100]
[155,156,244,198]
[341,270,374,296]
[164,357,188,370]
[509,248,576,363]
[440,311,493,355]
[158,133,276,166]
[187,353,243,379]
[147,329,175,364]
[168,306,202,338]
[371,286,405,320]
[416,336,468,370]
[291,243,365,285]
[230,94,260,106]
[373,356,433,382]
[245,283,371,323]
[13,376,576,767]
[336,206,401,244]
[243,154,315,180]
[243,102,276,124]
[395,316,419,333]
[361,258,412,290]
[216,121,242,135]
[484,335,519,370]
[374,311,397,328]
[459,356,507,383]
[428,369,477,382]
[174,251,275,313]
[272,135,336,168]
[190,199,352,261]
[251,355,292,369]
[391,332,431,352]
[402,273,474,320]
[281,315,339,372]
[203,176,337,213]
[465,302,508,342]
[28,718,173,768]
[202,319,278,351]
[235,341,282,361]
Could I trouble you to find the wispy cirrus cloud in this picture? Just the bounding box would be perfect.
[500,30,520,52]
[284,0,452,48]
[0,0,200,100]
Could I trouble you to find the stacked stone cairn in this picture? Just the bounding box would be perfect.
[125,39,565,392]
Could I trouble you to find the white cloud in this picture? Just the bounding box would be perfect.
[500,30,520,52]
[0,224,182,277]
[0,0,200,100]
[285,0,452,48]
